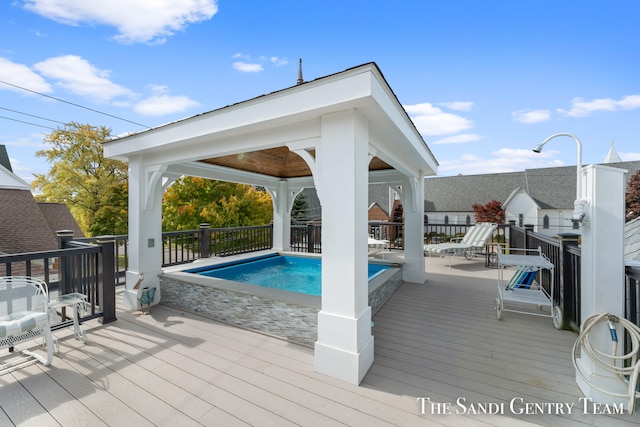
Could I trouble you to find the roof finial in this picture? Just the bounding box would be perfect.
[297,58,304,85]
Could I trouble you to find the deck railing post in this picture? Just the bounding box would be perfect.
[57,230,75,294]
[97,236,117,324]
[199,223,211,259]
[556,233,580,330]
[524,224,535,250]
[307,223,315,253]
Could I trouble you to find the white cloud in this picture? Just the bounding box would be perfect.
[24,0,218,44]
[232,61,264,73]
[134,85,199,116]
[404,102,473,136]
[270,56,288,66]
[134,94,199,116]
[231,53,288,72]
[437,148,564,175]
[33,55,133,102]
[439,101,473,112]
[432,133,481,145]
[557,94,640,118]
[0,57,52,94]
[511,108,551,124]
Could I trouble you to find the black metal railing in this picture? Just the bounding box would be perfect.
[0,234,117,327]
[424,223,508,245]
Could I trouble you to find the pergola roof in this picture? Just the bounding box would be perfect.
[104,63,438,187]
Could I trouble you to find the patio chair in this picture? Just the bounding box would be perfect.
[1,276,54,375]
[424,222,498,267]
[368,235,390,257]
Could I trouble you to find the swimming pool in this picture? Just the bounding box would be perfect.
[159,251,403,345]
[186,254,389,296]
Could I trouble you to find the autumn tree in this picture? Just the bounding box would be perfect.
[162,177,273,231]
[626,169,640,221]
[472,199,505,223]
[32,122,128,236]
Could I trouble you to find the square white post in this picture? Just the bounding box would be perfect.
[314,109,374,385]
[270,180,292,251]
[575,164,629,409]
[401,174,427,284]
[124,156,163,309]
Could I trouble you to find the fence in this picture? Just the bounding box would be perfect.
[0,231,117,328]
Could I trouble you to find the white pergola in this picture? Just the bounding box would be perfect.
[104,63,438,384]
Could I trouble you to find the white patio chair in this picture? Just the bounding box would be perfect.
[424,223,498,267]
[1,276,54,375]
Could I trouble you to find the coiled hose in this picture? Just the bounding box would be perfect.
[572,312,640,414]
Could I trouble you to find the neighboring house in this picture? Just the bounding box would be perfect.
[625,216,640,263]
[0,145,84,255]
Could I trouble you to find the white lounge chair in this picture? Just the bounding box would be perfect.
[424,223,498,267]
[368,235,390,257]
[1,276,54,375]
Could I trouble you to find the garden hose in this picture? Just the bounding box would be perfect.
[572,312,640,414]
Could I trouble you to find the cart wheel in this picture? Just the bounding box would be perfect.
[496,298,502,320]
[464,250,474,260]
[552,305,563,330]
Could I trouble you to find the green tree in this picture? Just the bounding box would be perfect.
[291,192,310,220]
[162,177,273,230]
[472,200,505,223]
[32,122,128,236]
[626,169,640,221]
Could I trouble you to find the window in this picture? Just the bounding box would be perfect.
[518,214,523,227]
[543,215,549,229]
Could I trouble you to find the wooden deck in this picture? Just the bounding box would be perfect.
[2,254,639,426]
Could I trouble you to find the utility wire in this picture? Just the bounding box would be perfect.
[0,106,67,125]
[0,80,151,129]
[0,114,55,131]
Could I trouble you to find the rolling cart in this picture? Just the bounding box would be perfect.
[495,245,562,329]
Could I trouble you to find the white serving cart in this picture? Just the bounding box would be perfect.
[495,245,562,329]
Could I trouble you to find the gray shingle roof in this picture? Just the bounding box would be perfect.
[0,189,59,254]
[37,203,85,238]
[424,161,640,212]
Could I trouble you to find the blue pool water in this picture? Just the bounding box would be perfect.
[186,254,389,296]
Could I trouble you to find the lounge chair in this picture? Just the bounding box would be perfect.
[1,276,54,374]
[368,235,390,257]
[424,223,498,267]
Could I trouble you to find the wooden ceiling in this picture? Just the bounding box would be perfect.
[199,147,393,178]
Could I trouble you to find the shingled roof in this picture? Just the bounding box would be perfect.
[0,146,84,255]
[0,188,59,254]
[424,161,640,212]
[38,202,85,238]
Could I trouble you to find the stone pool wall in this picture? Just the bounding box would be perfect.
[159,265,403,347]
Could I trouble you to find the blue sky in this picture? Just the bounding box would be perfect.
[2,0,639,184]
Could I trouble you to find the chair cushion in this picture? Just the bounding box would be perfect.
[0,311,49,339]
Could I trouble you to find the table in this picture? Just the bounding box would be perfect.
[49,292,88,344]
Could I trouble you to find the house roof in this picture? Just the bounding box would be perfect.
[37,202,85,238]
[0,147,84,254]
[423,161,640,212]
[0,188,59,254]
[0,163,31,190]
[624,216,640,262]
[104,62,438,191]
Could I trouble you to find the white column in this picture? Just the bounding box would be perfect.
[401,174,427,284]
[270,180,292,251]
[314,109,374,385]
[575,164,628,408]
[124,156,164,309]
